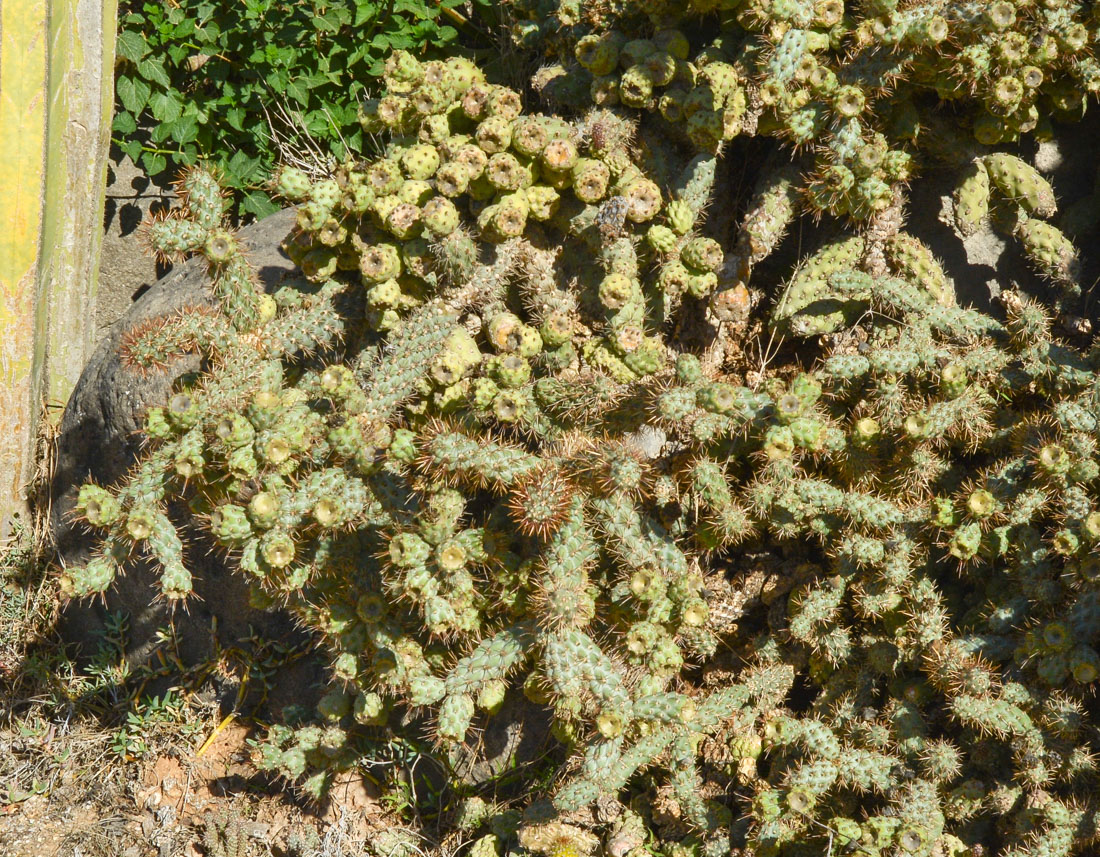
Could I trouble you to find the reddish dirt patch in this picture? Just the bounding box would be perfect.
[137,720,257,820]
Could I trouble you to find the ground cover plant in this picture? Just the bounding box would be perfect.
[68,1,1100,854]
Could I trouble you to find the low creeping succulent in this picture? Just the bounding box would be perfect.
[69,3,1100,855]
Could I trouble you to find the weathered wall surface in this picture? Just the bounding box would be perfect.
[0,0,117,540]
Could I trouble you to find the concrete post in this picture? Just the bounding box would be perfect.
[0,0,117,539]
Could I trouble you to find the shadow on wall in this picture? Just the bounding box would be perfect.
[98,152,175,334]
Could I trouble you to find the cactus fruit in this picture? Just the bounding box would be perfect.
[1015,218,1079,283]
[953,160,990,237]
[983,152,1057,218]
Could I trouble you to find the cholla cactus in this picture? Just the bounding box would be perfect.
[64,4,1100,855]
[201,810,249,857]
[515,0,1100,228]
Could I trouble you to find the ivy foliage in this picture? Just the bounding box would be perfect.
[113,0,492,218]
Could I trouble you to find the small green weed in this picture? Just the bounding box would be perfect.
[111,689,207,760]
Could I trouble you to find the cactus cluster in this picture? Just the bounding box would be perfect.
[517,0,1100,222]
[950,150,1082,307]
[66,2,1100,856]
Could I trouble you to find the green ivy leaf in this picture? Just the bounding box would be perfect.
[227,149,264,183]
[353,1,378,26]
[168,114,200,145]
[183,100,207,123]
[239,190,280,219]
[148,91,183,123]
[268,69,289,90]
[313,10,343,32]
[433,25,458,43]
[192,20,221,44]
[304,110,333,136]
[118,138,143,163]
[225,107,247,132]
[329,102,357,125]
[117,75,151,113]
[148,121,171,145]
[140,151,168,177]
[172,17,196,38]
[284,78,310,106]
[137,57,172,88]
[116,30,147,63]
[112,110,138,134]
[247,118,271,143]
[167,44,190,64]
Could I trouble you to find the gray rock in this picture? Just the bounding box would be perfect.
[51,207,324,713]
[1034,139,1064,175]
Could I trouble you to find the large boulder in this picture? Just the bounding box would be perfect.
[50,208,324,712]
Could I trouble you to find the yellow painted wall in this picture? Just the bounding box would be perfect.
[0,0,116,539]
